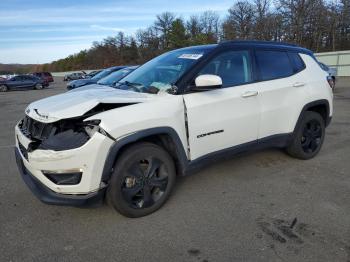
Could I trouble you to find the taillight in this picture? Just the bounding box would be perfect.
[327,76,335,91]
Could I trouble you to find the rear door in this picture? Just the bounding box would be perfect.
[22,76,34,88]
[9,76,24,88]
[183,49,261,160]
[254,49,308,138]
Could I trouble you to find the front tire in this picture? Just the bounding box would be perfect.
[0,85,8,92]
[286,111,325,160]
[107,142,176,217]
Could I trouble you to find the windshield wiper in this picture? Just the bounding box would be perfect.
[119,81,143,87]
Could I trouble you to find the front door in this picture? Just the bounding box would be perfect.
[183,49,261,160]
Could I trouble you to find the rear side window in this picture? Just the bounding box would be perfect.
[289,52,305,72]
[255,50,294,81]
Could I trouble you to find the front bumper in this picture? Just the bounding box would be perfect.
[14,122,114,204]
[15,148,105,206]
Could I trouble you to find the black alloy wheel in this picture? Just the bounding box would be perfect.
[122,157,169,209]
[286,111,325,160]
[301,120,322,154]
[107,142,176,217]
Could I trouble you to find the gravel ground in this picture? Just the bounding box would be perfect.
[0,78,349,262]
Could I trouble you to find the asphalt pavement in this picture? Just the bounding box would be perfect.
[0,78,349,262]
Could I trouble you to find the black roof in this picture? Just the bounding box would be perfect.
[219,40,313,55]
[173,41,313,57]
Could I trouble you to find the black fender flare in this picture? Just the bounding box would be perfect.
[293,99,331,135]
[101,127,189,182]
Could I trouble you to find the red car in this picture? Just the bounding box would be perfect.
[32,72,54,84]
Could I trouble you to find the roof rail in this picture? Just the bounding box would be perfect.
[219,40,300,48]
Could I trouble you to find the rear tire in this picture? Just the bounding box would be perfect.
[34,83,43,90]
[286,111,325,160]
[0,85,8,92]
[107,142,176,218]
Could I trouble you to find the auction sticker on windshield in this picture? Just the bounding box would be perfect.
[178,54,203,60]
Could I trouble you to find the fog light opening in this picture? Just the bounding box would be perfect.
[43,169,83,185]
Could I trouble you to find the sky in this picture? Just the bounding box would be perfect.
[0,0,233,64]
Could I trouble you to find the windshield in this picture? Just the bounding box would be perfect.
[97,68,134,86]
[92,69,114,80]
[116,46,214,94]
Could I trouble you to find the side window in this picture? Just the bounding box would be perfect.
[198,50,252,88]
[289,52,305,73]
[255,50,294,81]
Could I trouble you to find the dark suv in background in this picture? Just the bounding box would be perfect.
[32,72,54,84]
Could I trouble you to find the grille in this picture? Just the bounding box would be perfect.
[20,116,55,140]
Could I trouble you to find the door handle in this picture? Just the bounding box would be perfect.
[241,91,258,98]
[293,82,305,87]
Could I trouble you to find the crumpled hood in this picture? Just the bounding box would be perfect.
[68,78,97,88]
[25,86,155,123]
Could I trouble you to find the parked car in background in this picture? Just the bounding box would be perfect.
[70,66,139,92]
[66,66,127,90]
[0,75,47,92]
[98,66,138,86]
[0,76,6,81]
[64,72,85,81]
[85,70,102,79]
[32,72,54,83]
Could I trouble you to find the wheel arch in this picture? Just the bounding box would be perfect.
[101,127,189,183]
[293,99,331,134]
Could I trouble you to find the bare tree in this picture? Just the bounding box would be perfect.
[186,15,203,40]
[253,0,271,40]
[224,1,255,39]
[200,11,220,42]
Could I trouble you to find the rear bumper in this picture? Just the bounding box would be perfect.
[15,148,105,206]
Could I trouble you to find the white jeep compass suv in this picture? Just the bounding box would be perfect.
[15,41,333,217]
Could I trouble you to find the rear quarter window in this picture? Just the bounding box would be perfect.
[255,50,294,81]
[288,52,305,72]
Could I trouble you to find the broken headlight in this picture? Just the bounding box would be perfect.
[37,120,107,151]
[83,120,109,138]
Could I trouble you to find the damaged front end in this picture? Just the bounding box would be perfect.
[19,116,109,152]
[13,89,149,204]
